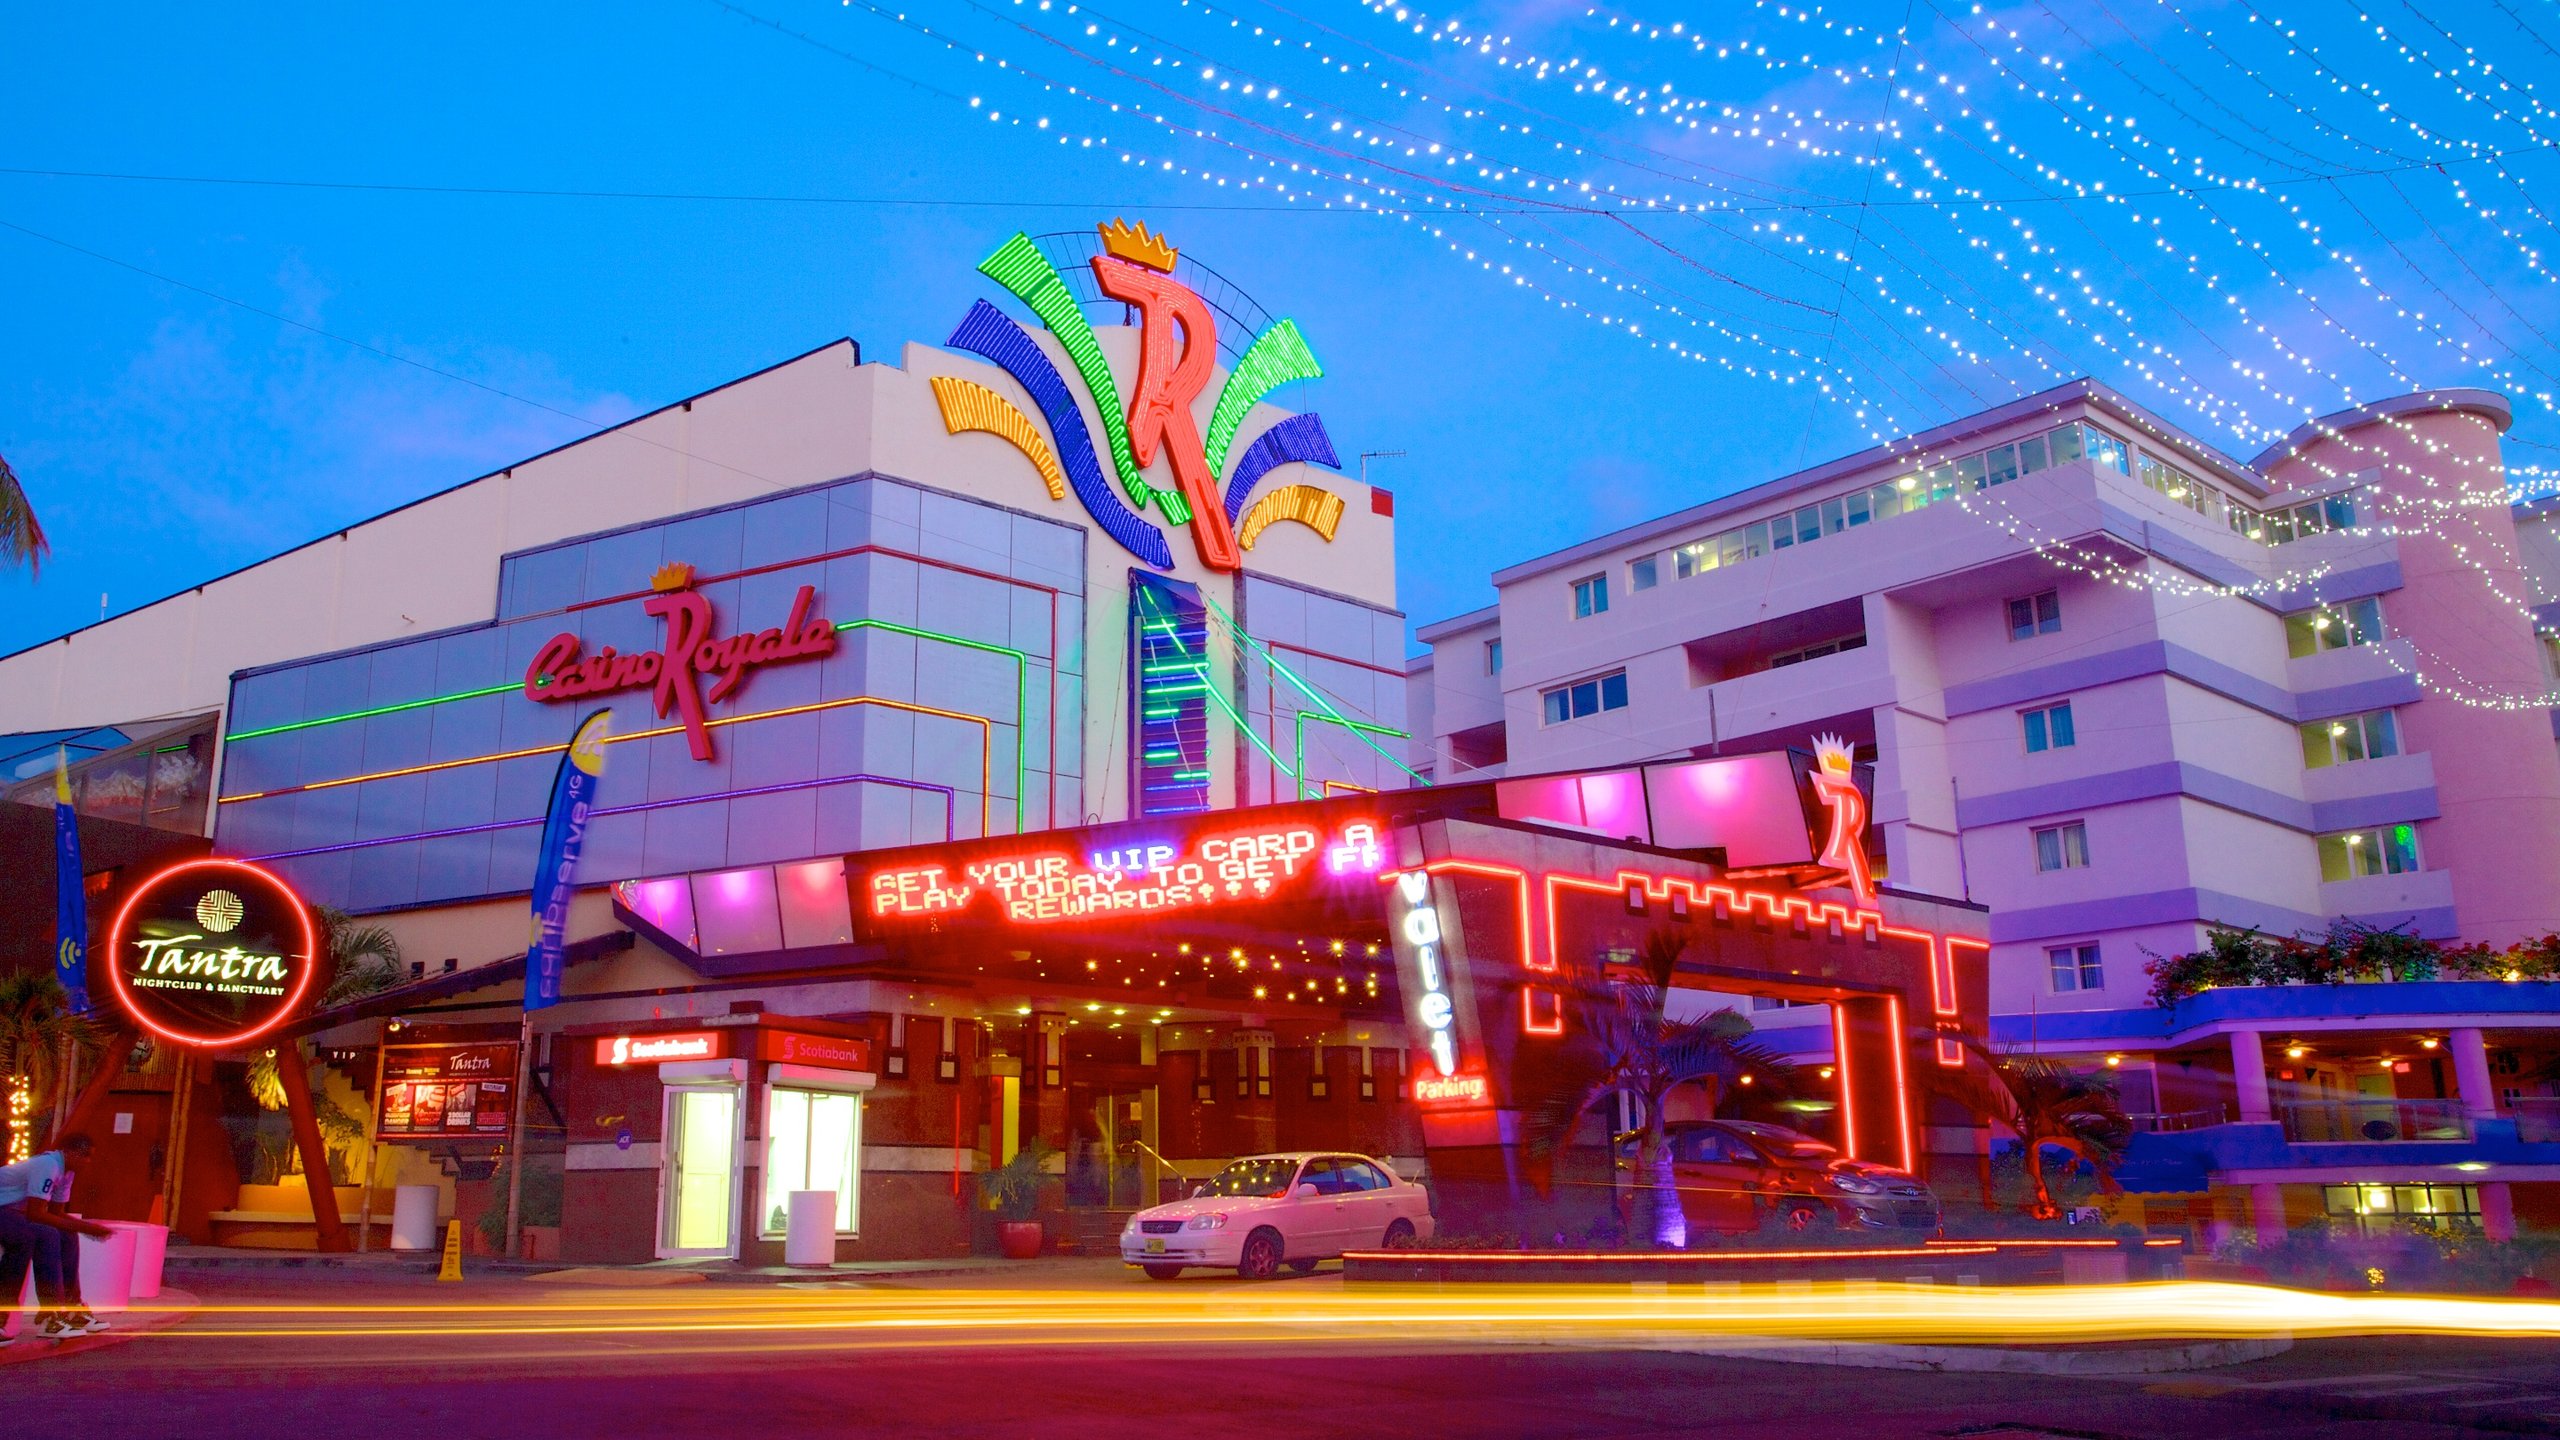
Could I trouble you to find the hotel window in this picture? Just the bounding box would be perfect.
[1542,670,1629,724]
[2299,709,2400,769]
[760,1087,863,1238]
[1485,639,1503,674]
[1629,554,1659,592]
[2047,943,2104,993]
[2022,700,2076,753]
[2318,823,2422,882]
[1769,632,1867,668]
[2323,1183,2479,1237]
[1673,538,1719,579]
[2284,596,2384,657]
[2033,821,2090,872]
[2009,590,2062,640]
[1573,574,1609,618]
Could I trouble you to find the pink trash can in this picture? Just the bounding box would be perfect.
[106,1221,169,1300]
[75,1225,138,1312]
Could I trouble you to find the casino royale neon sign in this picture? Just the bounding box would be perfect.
[523,562,836,762]
[869,823,1345,925]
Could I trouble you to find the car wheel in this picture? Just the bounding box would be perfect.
[1237,1229,1285,1281]
[1141,1264,1184,1281]
[1382,1219,1417,1250]
[1782,1201,1825,1233]
[1288,1259,1321,1275]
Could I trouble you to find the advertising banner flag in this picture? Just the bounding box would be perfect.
[53,749,89,1016]
[524,710,611,1013]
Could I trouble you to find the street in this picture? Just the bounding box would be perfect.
[18,1266,2560,1438]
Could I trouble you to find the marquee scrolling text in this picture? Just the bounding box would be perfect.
[867,823,1341,925]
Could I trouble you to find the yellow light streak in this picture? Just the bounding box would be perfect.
[109,1282,2560,1347]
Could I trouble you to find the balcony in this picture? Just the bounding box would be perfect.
[2127,1107,2230,1134]
[2279,1098,2473,1144]
[2513,1097,2560,1144]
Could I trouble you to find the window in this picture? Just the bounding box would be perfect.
[2285,597,2384,657]
[1541,670,1629,724]
[2034,821,2090,872]
[1339,1159,1391,1191]
[2009,590,2062,640]
[2300,709,2401,769]
[2023,700,2076,753]
[2318,823,2422,882]
[1485,639,1502,674]
[1673,539,1719,578]
[2047,943,2104,992]
[2323,1183,2479,1237]
[761,1088,862,1237]
[1629,555,1659,592]
[1769,632,1868,668]
[1752,995,1813,1011]
[1573,575,1609,618]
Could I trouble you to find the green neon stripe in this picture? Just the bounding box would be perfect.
[223,617,1039,833]
[1199,591,1430,788]
[1204,319,1323,482]
[979,234,1188,525]
[1293,712,1411,800]
[1134,608,1296,779]
[226,683,521,740]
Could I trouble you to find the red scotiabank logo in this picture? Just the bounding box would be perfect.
[523,563,837,762]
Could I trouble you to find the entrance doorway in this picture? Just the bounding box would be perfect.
[660,1084,741,1258]
[1067,1088,1152,1209]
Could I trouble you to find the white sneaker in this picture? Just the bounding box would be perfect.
[38,1311,101,1339]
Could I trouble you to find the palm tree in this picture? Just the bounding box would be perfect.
[1524,930,1793,1250]
[1927,1029,2132,1220]
[0,973,97,1153]
[0,451,49,574]
[315,905,405,1007]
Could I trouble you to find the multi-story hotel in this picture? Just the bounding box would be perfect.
[1408,380,2560,1242]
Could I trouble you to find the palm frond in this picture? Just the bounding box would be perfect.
[0,452,49,575]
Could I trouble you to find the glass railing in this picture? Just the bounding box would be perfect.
[2512,1097,2560,1144]
[2280,1098,2473,1144]
[2126,1106,2231,1133]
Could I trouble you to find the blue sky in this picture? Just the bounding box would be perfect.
[4,1,2554,664]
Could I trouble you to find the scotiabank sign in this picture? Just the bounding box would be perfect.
[524,563,835,762]
[762,1031,876,1071]
[596,1030,725,1065]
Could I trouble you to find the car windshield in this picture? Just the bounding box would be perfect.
[1194,1158,1300,1198]
[1730,1123,1836,1160]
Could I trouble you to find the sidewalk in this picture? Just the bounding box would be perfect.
[162,1243,1123,1287]
[0,1289,198,1366]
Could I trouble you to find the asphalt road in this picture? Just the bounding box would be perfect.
[18,1268,2560,1439]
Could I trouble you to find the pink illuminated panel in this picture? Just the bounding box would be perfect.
[692,865,784,955]
[1642,754,1815,865]
[776,858,855,948]
[1494,769,1651,842]
[616,876,699,950]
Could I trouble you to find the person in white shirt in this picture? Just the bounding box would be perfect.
[0,1132,111,1343]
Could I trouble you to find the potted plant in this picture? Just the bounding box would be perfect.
[980,1141,1056,1259]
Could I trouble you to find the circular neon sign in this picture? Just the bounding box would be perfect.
[101,858,320,1050]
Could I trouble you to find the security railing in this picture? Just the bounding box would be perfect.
[2126,1106,2230,1133]
[2280,1099,2472,1144]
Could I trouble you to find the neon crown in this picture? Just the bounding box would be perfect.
[650,561,695,593]
[934,220,1349,573]
[1811,733,1856,775]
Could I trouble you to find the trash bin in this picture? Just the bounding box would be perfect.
[76,1224,139,1312]
[390,1185,441,1252]
[106,1221,170,1299]
[784,1190,838,1267]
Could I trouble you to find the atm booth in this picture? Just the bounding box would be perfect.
[540,751,1990,1264]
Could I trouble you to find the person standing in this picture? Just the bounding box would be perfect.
[0,1132,111,1343]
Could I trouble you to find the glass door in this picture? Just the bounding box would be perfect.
[660,1085,740,1258]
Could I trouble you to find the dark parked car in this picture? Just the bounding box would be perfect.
[1616,1119,1941,1235]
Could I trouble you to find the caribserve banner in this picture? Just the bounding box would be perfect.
[53,749,89,1015]
[524,710,611,1013]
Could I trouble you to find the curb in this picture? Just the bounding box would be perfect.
[0,1288,200,1366]
[1548,1332,2294,1376]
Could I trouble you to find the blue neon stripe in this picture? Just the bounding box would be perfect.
[948,300,1174,570]
[1223,412,1341,523]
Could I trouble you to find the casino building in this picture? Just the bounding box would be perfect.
[2,223,1991,1263]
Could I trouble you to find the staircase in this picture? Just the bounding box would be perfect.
[1064,1208,1137,1256]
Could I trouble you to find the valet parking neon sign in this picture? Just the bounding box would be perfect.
[1389,869,1460,1079]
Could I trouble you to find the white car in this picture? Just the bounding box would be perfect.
[1121,1152,1435,1280]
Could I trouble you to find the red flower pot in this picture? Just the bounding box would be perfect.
[998,1220,1044,1259]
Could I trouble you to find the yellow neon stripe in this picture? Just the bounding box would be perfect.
[1235,483,1345,550]
[220,696,996,834]
[930,374,1067,502]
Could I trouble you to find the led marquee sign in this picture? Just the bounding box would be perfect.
[523,562,836,762]
[867,820,1372,926]
[101,858,320,1050]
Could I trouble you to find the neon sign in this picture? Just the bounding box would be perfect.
[101,858,319,1051]
[941,221,1348,573]
[868,823,1338,925]
[597,1031,723,1065]
[1412,1073,1488,1106]
[1807,734,1875,904]
[1326,822,1383,875]
[523,563,836,762]
[1387,869,1461,1077]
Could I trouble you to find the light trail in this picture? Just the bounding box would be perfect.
[110,1282,2560,1348]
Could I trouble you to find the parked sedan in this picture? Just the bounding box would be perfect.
[1619,1120,1942,1236]
[1122,1152,1435,1280]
